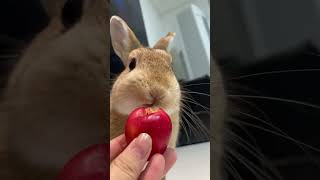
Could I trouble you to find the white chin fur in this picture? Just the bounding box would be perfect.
[114,96,142,115]
[163,106,179,116]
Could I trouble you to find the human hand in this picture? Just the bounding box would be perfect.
[110,133,177,180]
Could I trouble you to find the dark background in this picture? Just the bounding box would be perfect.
[213,0,320,179]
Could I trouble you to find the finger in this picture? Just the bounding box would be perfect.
[139,154,165,180]
[110,134,127,161]
[110,133,152,180]
[162,148,177,175]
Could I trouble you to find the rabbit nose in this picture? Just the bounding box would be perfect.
[144,90,165,107]
[150,94,157,105]
[143,93,156,107]
[149,88,165,101]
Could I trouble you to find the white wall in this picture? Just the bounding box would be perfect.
[139,0,165,47]
[139,0,210,80]
[176,5,210,79]
[192,0,210,25]
[160,3,195,80]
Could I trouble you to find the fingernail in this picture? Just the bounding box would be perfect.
[130,133,152,159]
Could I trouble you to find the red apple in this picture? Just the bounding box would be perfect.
[125,107,172,159]
[57,144,108,180]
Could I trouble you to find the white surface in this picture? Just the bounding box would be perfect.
[167,142,210,180]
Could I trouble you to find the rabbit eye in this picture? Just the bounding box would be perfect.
[129,58,136,71]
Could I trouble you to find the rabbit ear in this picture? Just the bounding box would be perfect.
[41,0,85,29]
[41,0,108,29]
[110,16,142,63]
[153,32,175,51]
[40,0,65,18]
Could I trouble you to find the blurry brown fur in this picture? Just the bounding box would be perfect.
[0,0,109,179]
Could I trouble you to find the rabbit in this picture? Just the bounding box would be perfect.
[0,0,109,179]
[109,15,181,166]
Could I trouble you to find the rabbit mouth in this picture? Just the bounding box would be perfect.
[142,103,154,107]
[142,93,166,108]
[142,97,157,107]
[142,102,158,108]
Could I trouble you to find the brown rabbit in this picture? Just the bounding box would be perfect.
[109,15,181,171]
[1,0,109,179]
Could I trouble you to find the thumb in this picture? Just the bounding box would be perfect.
[110,133,152,180]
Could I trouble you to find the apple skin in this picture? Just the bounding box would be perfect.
[57,144,108,180]
[125,107,172,159]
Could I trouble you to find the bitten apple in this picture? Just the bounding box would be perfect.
[125,107,172,159]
